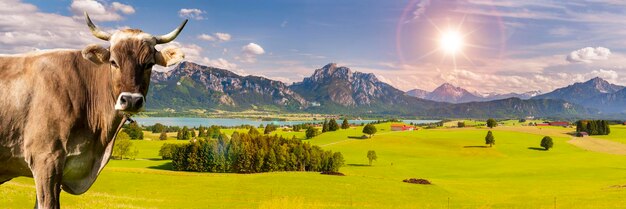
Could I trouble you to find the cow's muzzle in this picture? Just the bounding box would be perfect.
[115,92,145,112]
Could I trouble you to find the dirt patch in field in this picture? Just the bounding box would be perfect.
[403,178,431,185]
[568,137,626,155]
[320,171,345,176]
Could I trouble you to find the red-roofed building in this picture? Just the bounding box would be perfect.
[391,124,414,131]
[549,121,570,127]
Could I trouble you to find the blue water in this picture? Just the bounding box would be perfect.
[132,117,440,127]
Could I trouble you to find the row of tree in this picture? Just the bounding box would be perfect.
[484,131,553,150]
[162,130,345,173]
[576,120,611,135]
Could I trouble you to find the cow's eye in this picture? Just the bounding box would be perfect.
[110,60,119,68]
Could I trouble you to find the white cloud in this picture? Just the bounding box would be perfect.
[214,32,231,41]
[587,69,618,82]
[154,41,238,71]
[242,43,265,55]
[0,0,105,54]
[179,8,205,20]
[566,47,611,63]
[197,34,215,41]
[237,43,265,63]
[111,2,135,14]
[203,58,238,70]
[408,0,431,22]
[197,32,231,42]
[70,0,134,22]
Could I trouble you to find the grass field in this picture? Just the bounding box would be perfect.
[2,123,626,208]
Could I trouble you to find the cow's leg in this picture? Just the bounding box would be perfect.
[29,152,64,209]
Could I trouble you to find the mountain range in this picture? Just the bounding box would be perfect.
[406,83,541,103]
[146,61,604,118]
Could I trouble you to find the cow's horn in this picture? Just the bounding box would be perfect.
[155,19,188,44]
[84,12,111,41]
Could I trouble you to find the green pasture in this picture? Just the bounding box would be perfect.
[2,123,626,208]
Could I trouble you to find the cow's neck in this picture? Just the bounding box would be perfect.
[79,61,125,144]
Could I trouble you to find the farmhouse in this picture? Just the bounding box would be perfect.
[549,121,570,127]
[391,124,414,131]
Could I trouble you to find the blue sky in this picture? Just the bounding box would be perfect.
[4,0,626,94]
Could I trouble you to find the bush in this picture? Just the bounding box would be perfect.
[113,132,138,160]
[457,121,465,128]
[159,143,178,159]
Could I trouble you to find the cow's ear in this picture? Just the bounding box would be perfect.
[155,46,184,67]
[82,44,110,64]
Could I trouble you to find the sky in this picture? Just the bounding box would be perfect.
[3,0,626,94]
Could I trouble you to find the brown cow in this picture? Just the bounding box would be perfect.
[0,12,187,208]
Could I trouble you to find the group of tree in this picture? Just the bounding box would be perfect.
[146,123,180,133]
[177,126,194,140]
[457,121,466,128]
[164,130,345,173]
[122,122,144,140]
[113,132,138,160]
[198,125,222,138]
[362,124,377,137]
[576,120,611,135]
[486,118,497,128]
[321,118,341,133]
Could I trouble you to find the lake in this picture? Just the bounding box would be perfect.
[132,117,441,127]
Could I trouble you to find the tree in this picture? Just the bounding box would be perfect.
[113,132,138,160]
[158,143,178,159]
[367,150,377,166]
[248,127,260,136]
[541,136,553,150]
[485,131,495,147]
[306,126,319,139]
[322,119,329,133]
[181,126,191,140]
[159,131,168,140]
[152,123,166,133]
[362,124,377,137]
[190,128,196,138]
[341,119,350,129]
[457,121,465,128]
[486,118,497,128]
[176,129,182,140]
[123,122,144,140]
[198,125,206,138]
[328,119,339,131]
[293,124,301,132]
[264,124,277,134]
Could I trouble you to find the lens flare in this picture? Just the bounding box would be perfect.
[439,29,463,55]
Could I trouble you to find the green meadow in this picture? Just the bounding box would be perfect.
[2,123,626,208]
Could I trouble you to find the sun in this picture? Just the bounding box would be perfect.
[439,29,464,55]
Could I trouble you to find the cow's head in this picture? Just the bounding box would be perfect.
[81,12,187,113]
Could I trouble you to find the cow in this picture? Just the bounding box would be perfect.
[0,12,187,208]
